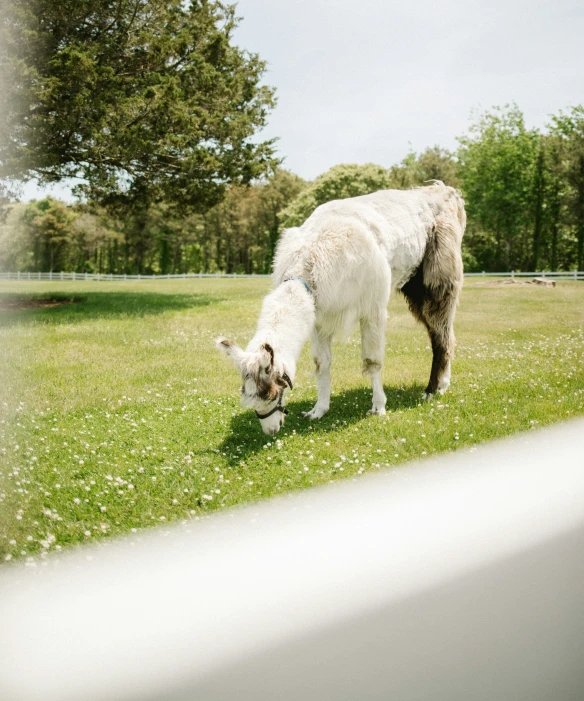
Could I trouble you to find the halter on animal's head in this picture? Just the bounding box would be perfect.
[215,337,293,434]
[254,372,293,420]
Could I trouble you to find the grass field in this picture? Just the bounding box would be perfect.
[1,278,583,563]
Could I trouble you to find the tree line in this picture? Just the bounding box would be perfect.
[1,3,583,273]
[2,103,584,274]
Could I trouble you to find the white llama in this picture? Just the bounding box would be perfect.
[217,182,466,436]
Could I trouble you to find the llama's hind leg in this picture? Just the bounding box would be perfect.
[360,312,387,416]
[421,292,458,399]
[401,265,459,400]
[302,329,332,420]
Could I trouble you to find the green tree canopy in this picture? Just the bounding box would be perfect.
[279,163,393,228]
[549,106,584,270]
[0,0,277,211]
[388,147,458,189]
[457,104,539,270]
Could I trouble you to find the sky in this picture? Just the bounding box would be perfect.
[21,0,584,201]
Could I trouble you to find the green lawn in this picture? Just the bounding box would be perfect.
[1,278,583,563]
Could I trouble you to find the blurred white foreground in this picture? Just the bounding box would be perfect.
[1,419,584,701]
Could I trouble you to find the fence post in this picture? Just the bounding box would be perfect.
[482,271,485,277]
[38,272,41,280]
[575,270,578,281]
[28,272,30,280]
[542,270,546,278]
[511,270,515,279]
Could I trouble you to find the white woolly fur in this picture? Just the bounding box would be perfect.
[218,183,465,435]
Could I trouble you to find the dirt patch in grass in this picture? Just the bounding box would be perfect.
[0,297,80,311]
[481,278,556,287]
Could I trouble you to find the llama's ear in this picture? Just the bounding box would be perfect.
[215,337,245,369]
[259,342,274,370]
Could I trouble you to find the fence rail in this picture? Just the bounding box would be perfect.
[1,419,583,701]
[1,270,583,281]
[465,269,583,279]
[0,271,271,281]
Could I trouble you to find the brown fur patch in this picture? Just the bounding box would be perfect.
[261,343,274,365]
[362,358,382,375]
[400,204,463,395]
[242,362,286,402]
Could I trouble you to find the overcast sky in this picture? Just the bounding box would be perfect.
[22,0,584,200]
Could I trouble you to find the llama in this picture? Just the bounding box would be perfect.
[217,182,466,436]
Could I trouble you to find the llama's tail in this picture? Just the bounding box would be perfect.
[422,184,466,297]
[453,188,466,237]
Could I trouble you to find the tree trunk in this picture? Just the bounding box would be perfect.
[532,142,545,270]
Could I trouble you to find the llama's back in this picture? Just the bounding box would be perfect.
[274,183,464,290]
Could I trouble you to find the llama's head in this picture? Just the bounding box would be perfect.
[216,337,292,436]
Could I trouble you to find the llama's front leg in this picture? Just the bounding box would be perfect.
[361,315,387,416]
[302,330,332,420]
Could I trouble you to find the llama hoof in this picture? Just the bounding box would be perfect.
[302,407,328,420]
[422,392,434,401]
[367,407,386,416]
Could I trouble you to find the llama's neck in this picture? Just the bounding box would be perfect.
[247,281,316,381]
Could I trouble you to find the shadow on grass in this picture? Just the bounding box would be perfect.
[218,382,425,464]
[0,291,220,327]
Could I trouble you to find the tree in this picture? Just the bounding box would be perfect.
[542,134,566,271]
[388,147,458,189]
[26,198,77,271]
[0,198,77,271]
[0,203,34,271]
[256,169,306,260]
[549,106,584,271]
[457,105,539,270]
[531,136,546,270]
[416,146,459,188]
[0,0,277,211]
[279,163,393,228]
[203,169,305,273]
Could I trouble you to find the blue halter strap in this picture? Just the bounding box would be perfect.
[284,276,313,295]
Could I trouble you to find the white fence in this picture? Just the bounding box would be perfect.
[1,270,583,281]
[465,269,583,279]
[0,271,271,281]
[1,419,583,701]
